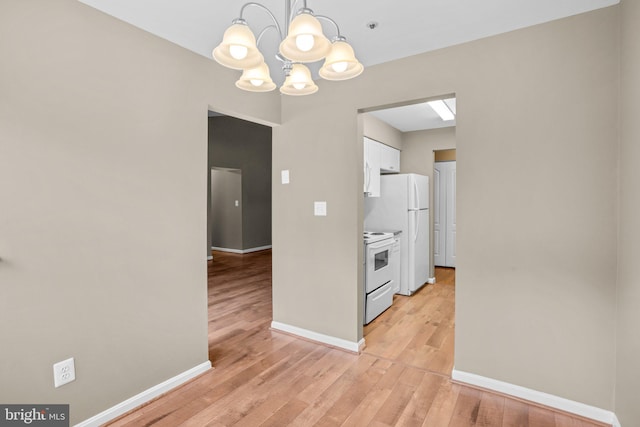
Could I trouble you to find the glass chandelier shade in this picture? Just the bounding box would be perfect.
[212,1,364,95]
[212,22,263,70]
[235,62,277,92]
[279,11,331,63]
[319,40,364,81]
[280,64,318,95]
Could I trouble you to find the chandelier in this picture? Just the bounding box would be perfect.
[212,0,364,96]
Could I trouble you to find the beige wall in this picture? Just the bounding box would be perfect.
[401,127,457,278]
[362,114,403,150]
[1,0,631,424]
[616,0,640,424]
[454,7,617,408]
[273,98,363,341]
[273,6,619,410]
[0,0,279,424]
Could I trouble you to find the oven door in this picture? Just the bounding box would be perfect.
[365,238,394,293]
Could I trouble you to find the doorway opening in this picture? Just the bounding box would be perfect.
[210,167,243,254]
[360,96,457,377]
[207,112,272,256]
[206,111,274,366]
[433,149,456,269]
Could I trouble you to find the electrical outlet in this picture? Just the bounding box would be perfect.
[53,357,75,388]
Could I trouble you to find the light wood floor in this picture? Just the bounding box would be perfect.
[364,267,455,377]
[107,251,606,427]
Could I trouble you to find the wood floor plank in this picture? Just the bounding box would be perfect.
[502,398,530,427]
[290,354,380,426]
[474,391,506,427]
[183,341,321,426]
[447,386,483,427]
[104,254,608,427]
[421,379,462,426]
[394,373,446,427]
[258,398,309,427]
[318,359,406,426]
[295,350,361,405]
[373,371,424,425]
[338,362,406,427]
[529,405,558,427]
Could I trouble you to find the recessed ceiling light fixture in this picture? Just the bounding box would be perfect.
[213,0,364,95]
[428,100,455,121]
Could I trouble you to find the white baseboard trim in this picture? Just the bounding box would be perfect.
[452,369,620,426]
[271,321,364,354]
[211,245,272,254]
[75,361,212,427]
[427,277,436,284]
[242,245,272,253]
[207,255,213,261]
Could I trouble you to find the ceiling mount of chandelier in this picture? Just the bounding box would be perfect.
[212,0,364,95]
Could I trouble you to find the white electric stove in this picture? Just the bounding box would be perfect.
[363,231,396,324]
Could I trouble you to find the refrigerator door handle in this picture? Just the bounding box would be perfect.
[413,180,420,241]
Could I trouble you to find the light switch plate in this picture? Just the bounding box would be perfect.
[314,201,327,216]
[281,170,290,184]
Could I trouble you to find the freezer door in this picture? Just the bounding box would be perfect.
[364,175,409,232]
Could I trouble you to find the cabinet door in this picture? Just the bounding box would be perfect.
[380,144,400,173]
[364,137,381,197]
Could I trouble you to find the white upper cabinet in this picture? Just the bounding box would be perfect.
[364,137,381,197]
[379,143,400,173]
[364,138,401,197]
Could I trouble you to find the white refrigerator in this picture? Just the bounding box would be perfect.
[364,173,431,295]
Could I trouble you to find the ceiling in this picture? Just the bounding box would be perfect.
[368,98,457,132]
[79,0,617,131]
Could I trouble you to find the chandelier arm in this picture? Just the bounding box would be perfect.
[238,2,284,40]
[256,25,280,46]
[315,15,343,40]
